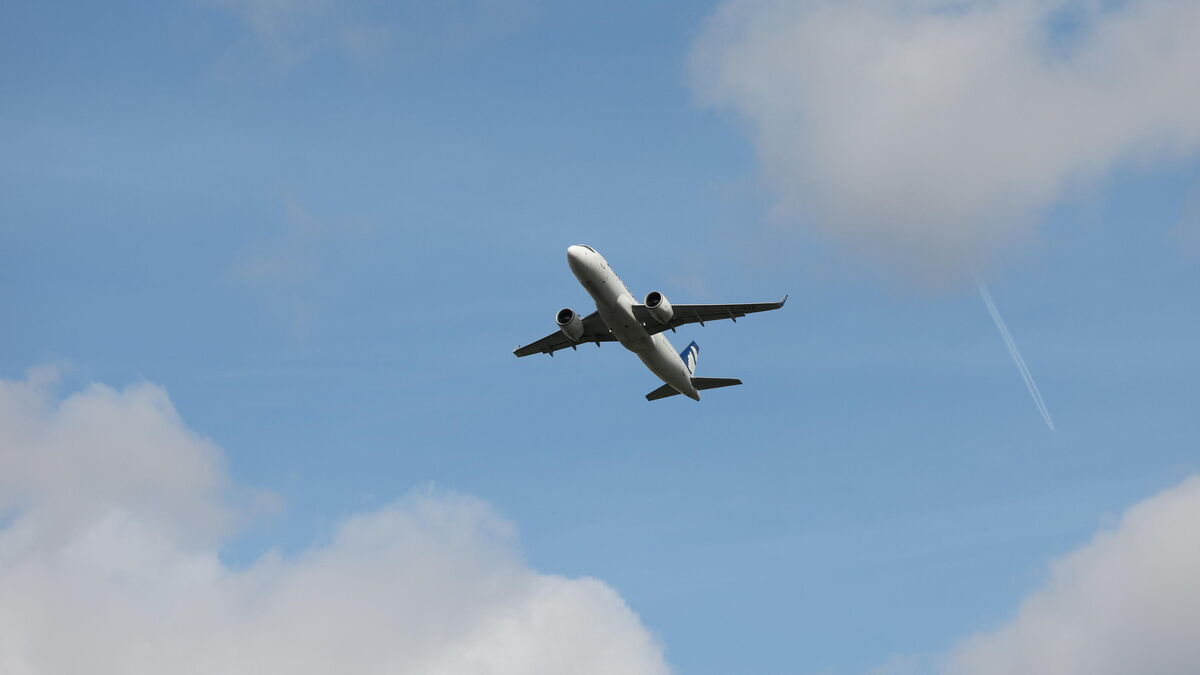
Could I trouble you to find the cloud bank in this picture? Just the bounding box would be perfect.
[942,475,1200,675]
[692,0,1200,279]
[0,369,669,675]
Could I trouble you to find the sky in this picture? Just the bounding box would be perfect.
[2,1,1199,673]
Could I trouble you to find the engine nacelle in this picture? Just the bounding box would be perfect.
[643,291,674,324]
[556,308,584,341]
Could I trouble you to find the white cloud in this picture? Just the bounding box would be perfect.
[0,369,670,675]
[692,0,1200,281]
[941,475,1200,675]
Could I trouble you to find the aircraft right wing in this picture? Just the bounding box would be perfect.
[631,296,788,335]
[513,311,617,357]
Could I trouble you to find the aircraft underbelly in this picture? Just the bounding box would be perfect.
[600,305,651,351]
[574,254,693,395]
[580,272,649,352]
[638,334,695,395]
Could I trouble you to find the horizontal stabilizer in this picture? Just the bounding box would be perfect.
[693,377,742,392]
[645,377,743,401]
[646,383,681,401]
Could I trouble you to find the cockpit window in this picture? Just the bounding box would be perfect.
[582,245,596,253]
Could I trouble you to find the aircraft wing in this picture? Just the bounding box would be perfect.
[513,311,617,357]
[631,295,788,335]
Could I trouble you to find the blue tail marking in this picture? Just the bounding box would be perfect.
[680,341,699,376]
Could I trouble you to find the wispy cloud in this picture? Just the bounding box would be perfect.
[230,197,374,333]
[209,0,539,68]
[211,0,387,66]
[667,257,712,299]
[232,198,325,288]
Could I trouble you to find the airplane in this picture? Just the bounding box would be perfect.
[513,245,786,401]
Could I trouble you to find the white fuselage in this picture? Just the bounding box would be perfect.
[567,245,699,400]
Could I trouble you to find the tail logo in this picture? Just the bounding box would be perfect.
[680,341,699,375]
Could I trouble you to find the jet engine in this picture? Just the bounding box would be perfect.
[556,308,584,341]
[643,291,674,324]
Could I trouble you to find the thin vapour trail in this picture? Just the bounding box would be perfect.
[976,281,1055,431]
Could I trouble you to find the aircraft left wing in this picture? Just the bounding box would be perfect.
[513,311,617,357]
[631,295,787,335]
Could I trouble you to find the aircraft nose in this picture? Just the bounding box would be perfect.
[566,245,588,266]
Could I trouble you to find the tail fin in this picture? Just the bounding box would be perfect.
[680,341,699,376]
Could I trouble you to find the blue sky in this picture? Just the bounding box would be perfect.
[3,1,1199,674]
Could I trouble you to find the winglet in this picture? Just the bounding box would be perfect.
[779,294,788,306]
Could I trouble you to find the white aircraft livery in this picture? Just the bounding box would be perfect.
[514,245,786,401]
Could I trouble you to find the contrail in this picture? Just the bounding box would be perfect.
[976,280,1055,431]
